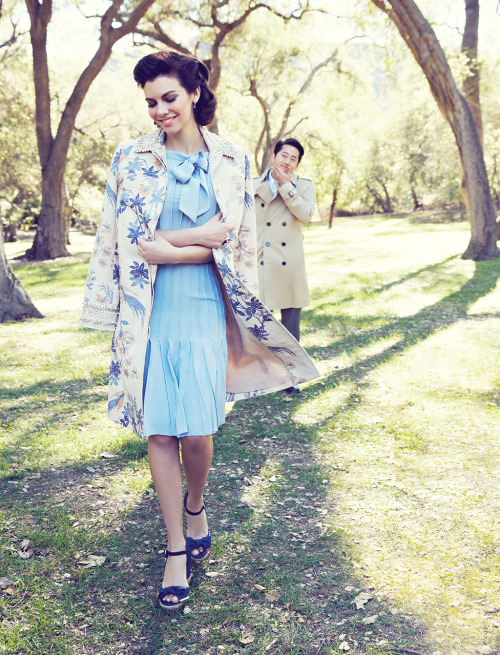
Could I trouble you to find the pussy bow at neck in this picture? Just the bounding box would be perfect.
[169,151,210,223]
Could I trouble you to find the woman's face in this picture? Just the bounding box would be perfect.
[144,75,199,136]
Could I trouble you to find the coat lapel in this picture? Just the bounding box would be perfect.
[255,173,274,203]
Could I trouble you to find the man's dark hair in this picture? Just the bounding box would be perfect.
[273,138,304,163]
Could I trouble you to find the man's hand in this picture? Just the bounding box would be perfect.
[137,237,179,265]
[196,212,234,248]
[271,164,292,186]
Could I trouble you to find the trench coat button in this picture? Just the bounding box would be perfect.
[266,221,271,226]
[265,242,270,247]
[282,221,287,226]
[260,260,264,265]
[282,242,286,246]
[261,203,265,207]
[282,261,286,265]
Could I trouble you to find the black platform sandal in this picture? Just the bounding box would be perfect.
[157,544,193,611]
[184,491,212,563]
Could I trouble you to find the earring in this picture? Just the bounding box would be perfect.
[192,102,197,109]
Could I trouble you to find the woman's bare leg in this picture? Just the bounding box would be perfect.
[181,434,213,556]
[148,434,187,604]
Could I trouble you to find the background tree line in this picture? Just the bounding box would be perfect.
[0,0,499,319]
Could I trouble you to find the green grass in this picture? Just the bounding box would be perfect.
[1,218,499,655]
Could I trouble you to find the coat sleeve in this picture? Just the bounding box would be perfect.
[80,146,122,331]
[233,152,259,296]
[277,178,316,224]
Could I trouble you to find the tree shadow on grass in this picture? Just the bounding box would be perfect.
[1,260,498,654]
[305,259,500,369]
[0,417,432,655]
[0,335,442,655]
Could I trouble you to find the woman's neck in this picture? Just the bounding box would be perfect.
[164,123,207,155]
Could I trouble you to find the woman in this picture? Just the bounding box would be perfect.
[80,51,319,612]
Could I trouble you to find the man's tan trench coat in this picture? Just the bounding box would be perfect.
[80,128,319,438]
[254,170,316,310]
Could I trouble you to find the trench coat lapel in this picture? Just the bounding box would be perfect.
[255,176,274,203]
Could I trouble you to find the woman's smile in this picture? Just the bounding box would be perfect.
[144,75,198,138]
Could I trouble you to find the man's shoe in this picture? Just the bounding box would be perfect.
[284,386,300,393]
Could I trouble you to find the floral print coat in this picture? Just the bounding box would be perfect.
[80,127,320,438]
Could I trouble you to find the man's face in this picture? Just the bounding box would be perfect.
[271,145,301,176]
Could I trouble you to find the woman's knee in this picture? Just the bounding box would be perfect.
[148,434,179,451]
[181,434,211,456]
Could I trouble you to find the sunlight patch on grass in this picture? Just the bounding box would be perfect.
[240,456,281,515]
[311,306,500,652]
[292,382,356,426]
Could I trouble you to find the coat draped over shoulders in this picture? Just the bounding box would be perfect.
[80,128,319,438]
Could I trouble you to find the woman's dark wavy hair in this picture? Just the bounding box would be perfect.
[133,51,217,126]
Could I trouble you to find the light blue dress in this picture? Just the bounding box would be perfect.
[142,150,227,437]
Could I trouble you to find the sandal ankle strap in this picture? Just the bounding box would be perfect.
[183,491,206,516]
[165,549,188,557]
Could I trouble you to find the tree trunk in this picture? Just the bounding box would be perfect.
[462,0,482,145]
[0,227,43,321]
[25,0,157,260]
[26,166,67,259]
[329,187,337,229]
[410,183,422,210]
[370,0,499,260]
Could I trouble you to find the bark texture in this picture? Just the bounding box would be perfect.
[371,0,498,260]
[462,0,482,145]
[0,229,43,321]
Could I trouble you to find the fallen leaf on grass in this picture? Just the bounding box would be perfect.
[265,593,278,601]
[361,614,378,625]
[339,642,350,651]
[77,555,106,568]
[17,539,33,559]
[353,592,373,609]
[100,452,116,459]
[265,639,278,651]
[239,635,254,644]
[205,571,221,578]
[254,584,265,591]
[0,578,16,589]
[5,586,16,596]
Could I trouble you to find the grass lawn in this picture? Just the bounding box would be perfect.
[1,216,499,655]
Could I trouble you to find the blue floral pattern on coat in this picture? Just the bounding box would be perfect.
[129,262,149,288]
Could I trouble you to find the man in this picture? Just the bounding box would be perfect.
[254,138,316,393]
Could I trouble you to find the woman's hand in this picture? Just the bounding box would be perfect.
[137,237,179,265]
[196,212,234,248]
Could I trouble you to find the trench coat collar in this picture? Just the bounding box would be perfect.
[133,127,240,173]
[255,168,299,201]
